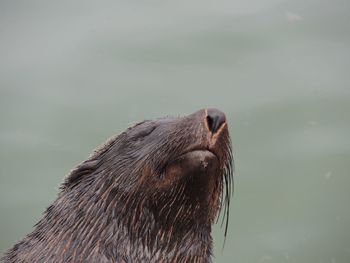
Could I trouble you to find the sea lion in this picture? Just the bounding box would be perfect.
[1,108,233,263]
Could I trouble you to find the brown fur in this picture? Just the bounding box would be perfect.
[1,109,233,263]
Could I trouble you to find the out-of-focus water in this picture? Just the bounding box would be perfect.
[1,0,349,262]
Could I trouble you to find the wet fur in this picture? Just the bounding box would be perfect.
[1,110,233,263]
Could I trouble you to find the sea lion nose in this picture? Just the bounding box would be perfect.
[206,108,226,134]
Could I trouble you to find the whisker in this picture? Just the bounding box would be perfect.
[218,136,234,248]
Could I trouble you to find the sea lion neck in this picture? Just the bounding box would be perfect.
[34,181,213,262]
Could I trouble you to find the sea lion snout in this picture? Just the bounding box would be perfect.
[178,108,230,171]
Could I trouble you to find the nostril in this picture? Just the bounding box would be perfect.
[206,115,214,133]
[206,108,226,134]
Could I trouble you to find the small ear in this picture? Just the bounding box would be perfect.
[61,134,119,189]
[62,159,101,189]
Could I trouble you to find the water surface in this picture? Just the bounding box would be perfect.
[1,0,349,262]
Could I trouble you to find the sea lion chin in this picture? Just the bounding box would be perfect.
[163,150,219,183]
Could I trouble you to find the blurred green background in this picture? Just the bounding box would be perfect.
[1,0,349,262]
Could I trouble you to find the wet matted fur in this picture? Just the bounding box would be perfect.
[1,108,233,263]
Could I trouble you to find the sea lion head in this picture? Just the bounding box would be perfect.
[64,108,233,234]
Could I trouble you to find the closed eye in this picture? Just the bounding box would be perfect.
[131,122,157,138]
